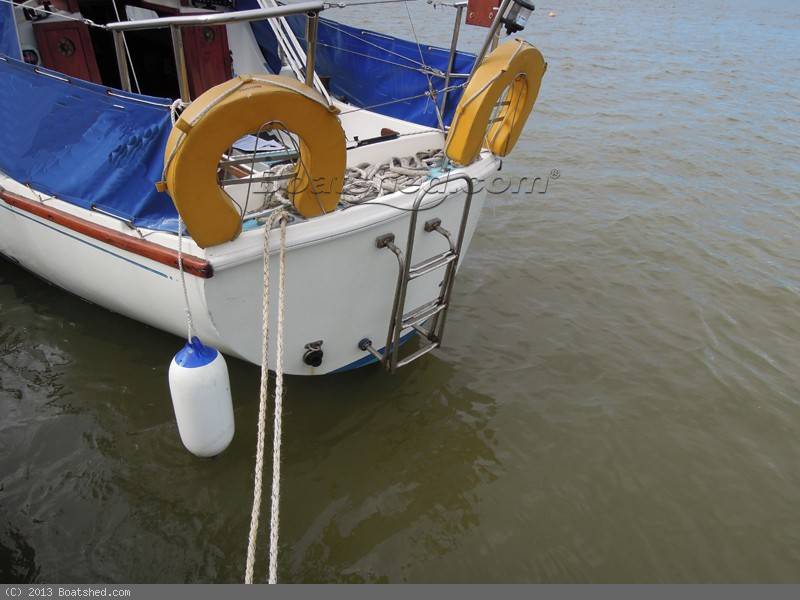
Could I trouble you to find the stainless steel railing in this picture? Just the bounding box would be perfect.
[440,1,467,116]
[106,2,325,103]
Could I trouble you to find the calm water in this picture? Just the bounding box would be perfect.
[2,0,799,583]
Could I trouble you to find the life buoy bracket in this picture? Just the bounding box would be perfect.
[445,39,546,165]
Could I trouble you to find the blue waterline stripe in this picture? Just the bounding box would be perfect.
[0,203,170,279]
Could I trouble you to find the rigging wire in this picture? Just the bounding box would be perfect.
[256,0,332,103]
[318,20,470,80]
[336,81,465,115]
[403,0,447,131]
[325,0,425,7]
[0,0,106,29]
[111,0,141,94]
[4,0,467,124]
[313,41,439,75]
[312,19,432,71]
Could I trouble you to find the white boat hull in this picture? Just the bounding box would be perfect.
[0,156,497,374]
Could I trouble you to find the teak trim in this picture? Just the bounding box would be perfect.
[0,189,214,278]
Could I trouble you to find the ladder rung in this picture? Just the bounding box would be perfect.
[401,300,447,329]
[396,338,440,368]
[373,172,475,372]
[408,251,457,280]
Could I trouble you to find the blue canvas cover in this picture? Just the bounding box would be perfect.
[238,0,475,128]
[0,58,179,232]
[0,4,472,231]
[0,1,20,59]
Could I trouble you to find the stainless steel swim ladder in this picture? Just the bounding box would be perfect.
[359,174,475,372]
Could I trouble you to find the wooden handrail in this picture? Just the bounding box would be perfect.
[0,189,214,279]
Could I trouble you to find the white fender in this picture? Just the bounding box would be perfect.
[168,337,234,457]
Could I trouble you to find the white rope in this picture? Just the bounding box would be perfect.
[172,104,195,344]
[268,211,288,585]
[340,151,442,203]
[176,216,194,343]
[169,99,185,125]
[245,210,288,585]
[248,150,441,210]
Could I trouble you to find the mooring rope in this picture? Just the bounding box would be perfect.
[245,209,289,584]
[268,210,288,585]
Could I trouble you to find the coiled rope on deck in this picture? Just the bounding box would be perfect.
[340,150,443,204]
[250,150,444,213]
[245,210,289,585]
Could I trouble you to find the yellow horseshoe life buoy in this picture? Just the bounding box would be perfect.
[160,75,346,248]
[444,39,546,166]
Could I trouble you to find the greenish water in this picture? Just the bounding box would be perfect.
[2,0,800,583]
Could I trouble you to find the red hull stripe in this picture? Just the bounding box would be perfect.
[0,189,214,279]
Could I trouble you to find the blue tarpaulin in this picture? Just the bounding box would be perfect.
[0,3,472,232]
[0,58,179,232]
[238,0,475,127]
[0,1,20,59]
